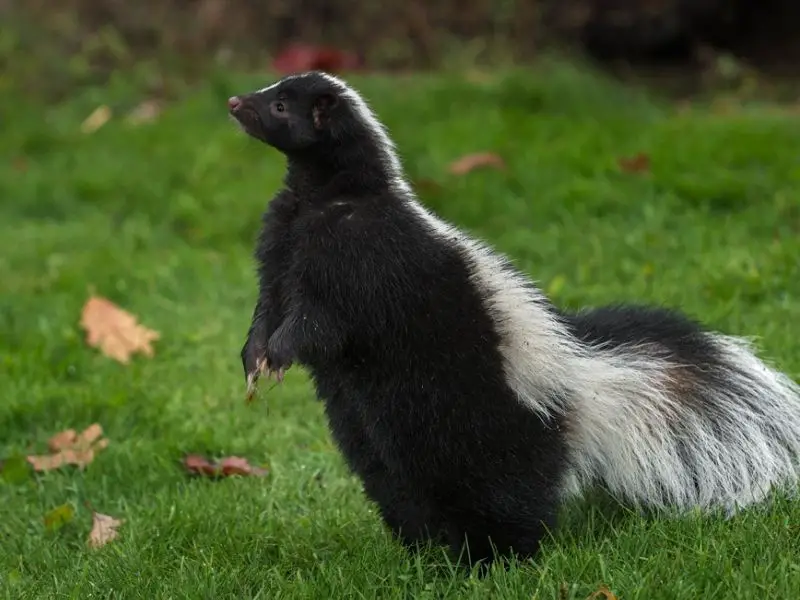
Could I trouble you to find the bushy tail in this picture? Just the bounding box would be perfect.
[565,331,800,514]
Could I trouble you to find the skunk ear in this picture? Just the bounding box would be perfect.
[312,93,338,129]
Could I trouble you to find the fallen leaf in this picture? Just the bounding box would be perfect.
[80,105,112,134]
[126,99,162,125]
[80,295,160,364]
[617,152,650,173]
[0,454,31,484]
[27,423,110,472]
[448,152,506,176]
[80,423,104,445]
[182,454,219,476]
[48,428,77,452]
[183,454,268,478]
[219,456,269,477]
[272,44,362,75]
[87,511,124,549]
[588,586,619,600]
[43,503,75,532]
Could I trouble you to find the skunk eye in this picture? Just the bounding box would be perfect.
[274,102,285,113]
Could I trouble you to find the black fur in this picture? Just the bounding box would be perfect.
[562,304,720,367]
[230,73,569,569]
[228,72,778,570]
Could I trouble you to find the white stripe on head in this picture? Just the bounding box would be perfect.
[313,72,413,196]
[256,74,301,94]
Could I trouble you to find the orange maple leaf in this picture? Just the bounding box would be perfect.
[87,511,124,548]
[27,423,109,472]
[80,295,160,364]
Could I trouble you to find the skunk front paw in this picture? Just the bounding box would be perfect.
[242,335,269,401]
[266,332,294,383]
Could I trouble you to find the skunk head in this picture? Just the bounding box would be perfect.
[228,71,358,155]
[229,71,409,195]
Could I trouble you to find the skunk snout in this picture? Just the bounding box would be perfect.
[228,96,243,113]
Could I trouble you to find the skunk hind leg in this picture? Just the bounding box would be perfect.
[322,396,448,549]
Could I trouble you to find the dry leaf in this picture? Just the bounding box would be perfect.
[48,429,77,452]
[80,295,160,364]
[27,424,110,472]
[448,152,506,176]
[87,511,124,548]
[617,152,650,174]
[588,586,619,600]
[182,454,219,476]
[80,105,112,134]
[218,456,269,477]
[126,100,162,125]
[183,454,268,478]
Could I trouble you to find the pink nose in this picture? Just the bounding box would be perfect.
[228,96,242,111]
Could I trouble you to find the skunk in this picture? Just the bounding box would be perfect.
[228,71,800,569]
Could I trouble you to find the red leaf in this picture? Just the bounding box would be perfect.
[182,454,219,476]
[218,456,269,477]
[272,44,362,75]
[617,152,651,173]
[448,152,506,176]
[182,454,268,478]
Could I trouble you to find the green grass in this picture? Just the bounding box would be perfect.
[2,62,800,599]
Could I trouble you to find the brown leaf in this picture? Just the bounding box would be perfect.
[87,511,124,549]
[218,456,269,477]
[48,429,77,452]
[448,152,506,176]
[80,295,160,364]
[27,424,109,472]
[80,105,112,134]
[182,454,220,476]
[183,454,268,478]
[617,152,650,173]
[80,423,104,446]
[588,586,619,600]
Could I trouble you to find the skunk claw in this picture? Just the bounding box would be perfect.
[245,357,269,402]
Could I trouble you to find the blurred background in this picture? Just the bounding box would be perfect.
[5,0,800,97]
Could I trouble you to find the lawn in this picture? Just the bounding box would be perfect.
[2,62,800,599]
